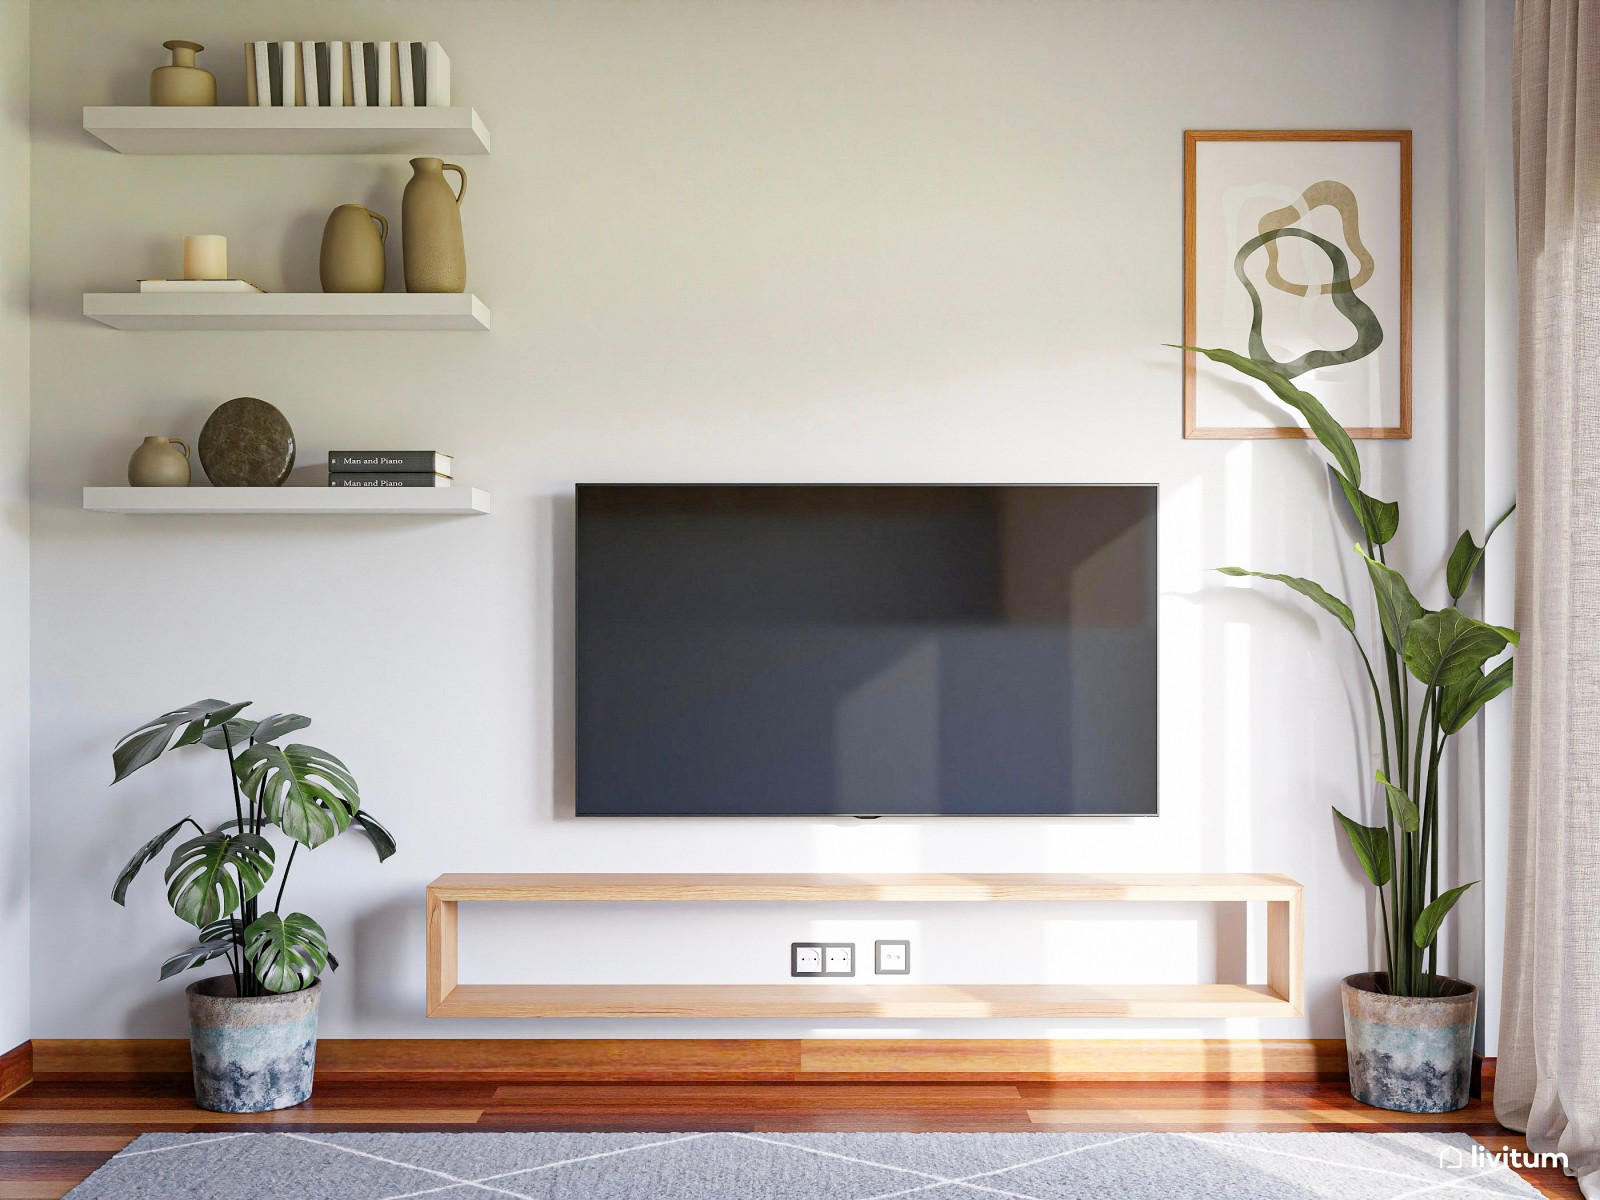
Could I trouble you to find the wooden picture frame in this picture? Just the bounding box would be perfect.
[1183,130,1412,440]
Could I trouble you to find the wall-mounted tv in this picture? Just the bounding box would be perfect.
[575,484,1157,817]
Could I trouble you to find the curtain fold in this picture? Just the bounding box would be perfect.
[1497,2,1600,1197]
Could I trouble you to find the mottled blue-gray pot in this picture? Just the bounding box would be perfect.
[186,977,320,1113]
[1342,971,1477,1113]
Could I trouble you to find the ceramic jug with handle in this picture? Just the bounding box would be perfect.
[128,436,191,487]
[402,157,467,293]
[320,204,389,293]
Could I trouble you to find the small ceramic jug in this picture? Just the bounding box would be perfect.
[128,436,191,487]
[151,40,216,107]
[320,205,389,293]
[402,157,468,293]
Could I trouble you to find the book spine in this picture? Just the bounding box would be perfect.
[328,41,346,107]
[328,452,451,473]
[329,473,451,488]
[376,41,393,107]
[245,43,258,106]
[279,41,299,105]
[411,41,427,106]
[301,40,319,106]
[425,42,450,106]
[315,42,331,105]
[266,41,283,106]
[398,40,416,107]
[351,42,368,107]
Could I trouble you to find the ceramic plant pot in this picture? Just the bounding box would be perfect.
[186,977,321,1113]
[127,436,191,487]
[321,204,389,293]
[151,40,216,106]
[402,157,467,293]
[1342,972,1477,1113]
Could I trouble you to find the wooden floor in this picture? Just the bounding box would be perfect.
[0,1076,1578,1198]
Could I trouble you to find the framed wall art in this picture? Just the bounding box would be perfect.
[1183,130,1411,440]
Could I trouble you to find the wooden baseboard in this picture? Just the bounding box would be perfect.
[0,1040,32,1101]
[30,1038,1348,1083]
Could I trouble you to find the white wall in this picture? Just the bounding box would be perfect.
[0,0,31,1056]
[28,0,1468,1040]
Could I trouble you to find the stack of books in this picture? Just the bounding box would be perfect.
[245,41,451,107]
[328,451,454,488]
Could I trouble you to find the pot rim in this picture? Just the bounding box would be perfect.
[186,976,322,1005]
[1342,971,1477,1002]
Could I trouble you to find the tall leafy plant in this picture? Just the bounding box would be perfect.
[1183,347,1517,998]
[111,700,397,997]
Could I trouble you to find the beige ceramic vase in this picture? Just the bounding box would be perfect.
[402,157,467,293]
[150,41,216,106]
[127,436,191,487]
[320,205,389,293]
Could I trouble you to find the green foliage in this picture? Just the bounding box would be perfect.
[109,701,397,996]
[1185,347,1517,998]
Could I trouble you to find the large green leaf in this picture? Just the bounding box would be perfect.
[1331,467,1399,546]
[244,912,333,994]
[351,810,398,862]
[1447,504,1516,600]
[163,832,274,927]
[251,714,313,744]
[199,718,258,750]
[1375,771,1419,833]
[112,817,198,905]
[1216,567,1355,634]
[1333,807,1392,887]
[236,743,360,849]
[113,700,251,782]
[1355,546,1425,651]
[1176,345,1362,485]
[158,918,242,980]
[1413,882,1477,949]
[1439,659,1515,734]
[1402,608,1512,689]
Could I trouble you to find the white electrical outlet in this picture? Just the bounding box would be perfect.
[791,944,824,975]
[792,942,855,977]
[875,939,910,975]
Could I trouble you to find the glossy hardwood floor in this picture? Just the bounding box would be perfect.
[0,1076,1578,1198]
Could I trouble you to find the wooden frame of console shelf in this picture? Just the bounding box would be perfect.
[425,873,1304,1019]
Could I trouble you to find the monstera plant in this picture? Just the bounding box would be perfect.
[111,700,396,997]
[1182,346,1517,1004]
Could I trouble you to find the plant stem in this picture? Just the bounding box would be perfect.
[273,843,298,914]
[221,727,245,834]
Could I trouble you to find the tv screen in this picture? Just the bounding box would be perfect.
[575,484,1157,817]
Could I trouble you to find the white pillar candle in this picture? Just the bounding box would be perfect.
[182,234,228,281]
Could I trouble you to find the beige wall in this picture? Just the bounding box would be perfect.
[28,0,1466,1039]
[1,0,30,1055]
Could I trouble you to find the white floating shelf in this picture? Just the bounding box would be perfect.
[83,293,490,331]
[82,106,491,155]
[83,487,491,515]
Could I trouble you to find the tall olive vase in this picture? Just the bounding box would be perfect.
[1342,972,1477,1113]
[402,157,467,293]
[186,978,321,1113]
[321,204,389,293]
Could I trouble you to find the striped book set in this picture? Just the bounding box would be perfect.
[244,41,451,108]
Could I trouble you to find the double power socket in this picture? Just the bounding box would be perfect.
[790,940,910,977]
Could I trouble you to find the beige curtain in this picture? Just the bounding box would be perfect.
[1497,2,1600,1196]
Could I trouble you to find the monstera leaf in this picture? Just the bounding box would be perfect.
[350,810,398,861]
[235,743,359,848]
[200,712,311,751]
[244,912,333,994]
[113,700,251,782]
[158,917,243,980]
[163,831,274,927]
[112,817,201,905]
[1402,608,1512,689]
[1176,345,1362,486]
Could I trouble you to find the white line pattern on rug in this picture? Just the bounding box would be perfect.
[1176,1133,1529,1198]
[282,1132,537,1199]
[847,1131,1155,1200]
[111,1132,254,1159]
[727,1131,1052,1200]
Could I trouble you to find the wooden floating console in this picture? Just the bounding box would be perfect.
[425,873,1304,1019]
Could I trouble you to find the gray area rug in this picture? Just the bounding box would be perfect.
[66,1130,1546,1199]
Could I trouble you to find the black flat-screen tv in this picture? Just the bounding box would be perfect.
[575,484,1157,817]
